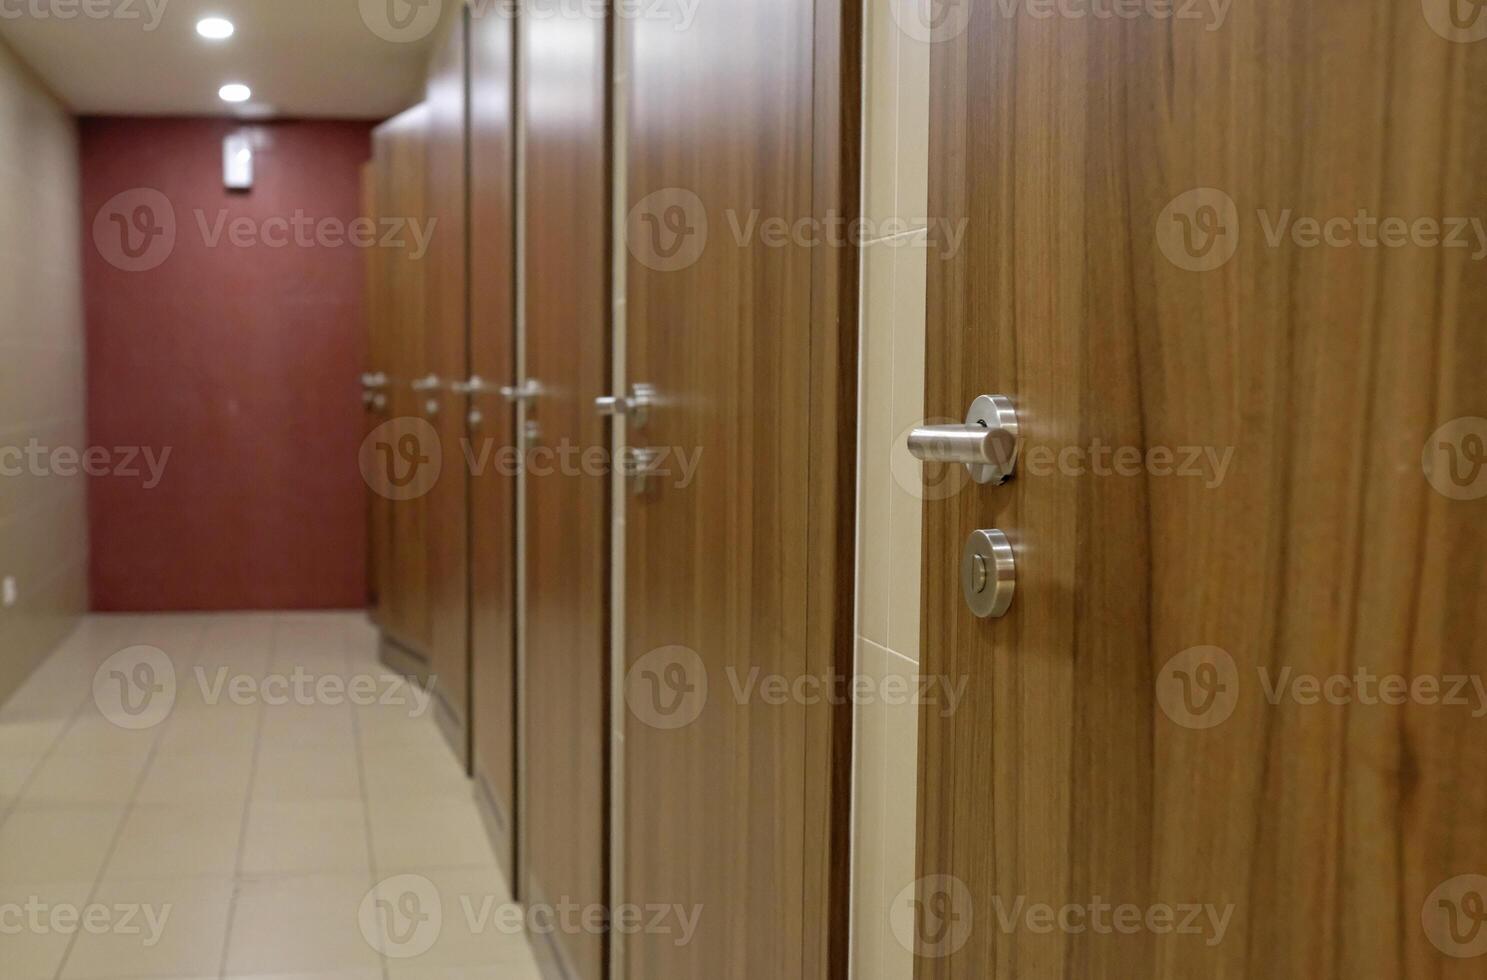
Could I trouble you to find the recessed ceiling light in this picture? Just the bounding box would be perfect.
[219,83,252,103]
[196,17,235,40]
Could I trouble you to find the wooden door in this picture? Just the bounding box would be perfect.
[425,9,473,765]
[520,3,611,979]
[469,4,520,881]
[915,5,1487,979]
[361,162,393,623]
[371,105,434,662]
[619,1,859,977]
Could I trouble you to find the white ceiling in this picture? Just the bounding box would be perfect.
[0,0,461,119]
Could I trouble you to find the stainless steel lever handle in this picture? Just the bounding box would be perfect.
[361,372,389,389]
[410,376,443,415]
[596,383,657,426]
[907,394,1019,485]
[451,375,497,396]
[501,380,542,403]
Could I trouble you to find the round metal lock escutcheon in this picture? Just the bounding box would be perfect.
[962,529,1016,619]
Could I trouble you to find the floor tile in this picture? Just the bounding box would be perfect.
[368,797,497,872]
[102,801,247,881]
[51,717,165,760]
[0,717,67,757]
[223,872,382,976]
[251,745,362,801]
[0,879,93,979]
[134,748,254,806]
[241,799,371,876]
[20,746,149,805]
[230,972,382,980]
[259,705,357,757]
[154,708,259,762]
[0,806,126,882]
[388,968,542,980]
[60,875,234,979]
[1,753,40,810]
[375,867,534,971]
[362,741,471,802]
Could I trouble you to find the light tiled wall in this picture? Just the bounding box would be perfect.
[853,1,929,978]
[0,39,87,703]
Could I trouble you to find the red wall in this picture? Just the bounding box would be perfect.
[82,118,374,611]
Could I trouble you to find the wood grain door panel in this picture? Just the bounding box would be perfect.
[425,10,473,764]
[520,5,611,979]
[916,6,1487,979]
[371,105,434,659]
[362,162,393,624]
[620,2,858,977]
[469,1,520,884]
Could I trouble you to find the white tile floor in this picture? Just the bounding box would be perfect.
[0,612,542,980]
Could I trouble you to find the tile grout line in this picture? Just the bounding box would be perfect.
[214,615,278,980]
[0,660,95,832]
[346,613,393,980]
[51,617,208,980]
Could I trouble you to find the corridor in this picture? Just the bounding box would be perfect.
[1,2,1483,979]
[0,612,538,979]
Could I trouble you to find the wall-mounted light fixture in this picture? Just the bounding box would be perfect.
[224,131,254,191]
